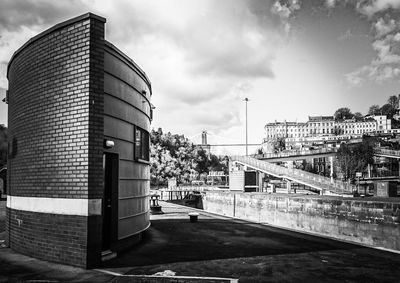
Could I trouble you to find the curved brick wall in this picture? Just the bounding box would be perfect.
[6,13,152,267]
[8,15,105,199]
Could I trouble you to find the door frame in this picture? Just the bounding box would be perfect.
[102,152,119,251]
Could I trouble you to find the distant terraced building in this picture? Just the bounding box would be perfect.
[263,115,391,151]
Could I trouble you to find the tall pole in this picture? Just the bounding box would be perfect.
[244,98,248,156]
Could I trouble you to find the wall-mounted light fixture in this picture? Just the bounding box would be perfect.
[2,90,8,104]
[104,139,115,149]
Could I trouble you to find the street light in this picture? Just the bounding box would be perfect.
[244,98,249,156]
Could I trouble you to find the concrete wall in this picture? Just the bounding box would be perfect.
[203,192,400,251]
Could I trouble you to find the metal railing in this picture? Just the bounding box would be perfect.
[254,147,337,160]
[232,155,355,195]
[374,148,400,157]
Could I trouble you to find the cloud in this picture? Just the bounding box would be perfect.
[338,29,353,41]
[270,0,301,34]
[346,30,400,85]
[101,0,284,80]
[356,0,400,17]
[325,0,337,9]
[0,0,91,89]
[374,17,397,37]
[271,0,301,19]
[88,0,301,136]
[0,26,39,89]
[0,0,302,144]
[345,4,400,85]
[0,0,89,32]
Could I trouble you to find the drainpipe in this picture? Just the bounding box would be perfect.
[233,194,236,217]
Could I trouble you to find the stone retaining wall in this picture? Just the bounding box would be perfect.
[203,192,400,251]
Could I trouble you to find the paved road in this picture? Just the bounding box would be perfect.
[104,201,400,283]
[1,201,400,282]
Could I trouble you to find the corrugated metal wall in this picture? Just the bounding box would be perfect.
[103,43,151,240]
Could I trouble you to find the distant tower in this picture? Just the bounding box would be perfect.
[199,130,210,155]
[202,131,208,145]
[396,94,400,119]
[398,94,400,110]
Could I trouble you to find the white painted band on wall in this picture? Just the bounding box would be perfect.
[6,196,102,216]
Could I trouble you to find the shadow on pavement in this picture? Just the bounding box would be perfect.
[103,217,361,268]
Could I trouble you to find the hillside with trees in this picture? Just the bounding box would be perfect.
[335,95,398,118]
[334,94,400,127]
[150,128,228,186]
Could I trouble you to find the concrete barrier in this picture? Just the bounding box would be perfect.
[203,192,400,251]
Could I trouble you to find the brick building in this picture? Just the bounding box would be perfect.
[5,13,152,267]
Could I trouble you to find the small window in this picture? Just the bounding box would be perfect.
[135,126,149,161]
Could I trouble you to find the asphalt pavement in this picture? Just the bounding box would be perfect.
[1,200,400,282]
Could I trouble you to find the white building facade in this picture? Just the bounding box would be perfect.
[264,116,383,142]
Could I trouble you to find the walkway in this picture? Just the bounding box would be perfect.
[374,148,400,159]
[254,148,337,162]
[101,201,400,282]
[232,156,355,195]
[2,201,400,282]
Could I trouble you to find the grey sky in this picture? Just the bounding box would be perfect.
[0,0,399,155]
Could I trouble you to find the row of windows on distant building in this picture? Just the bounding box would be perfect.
[264,115,391,139]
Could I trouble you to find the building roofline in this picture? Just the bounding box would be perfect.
[104,41,152,92]
[7,12,106,78]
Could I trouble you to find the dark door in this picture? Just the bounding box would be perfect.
[102,153,119,251]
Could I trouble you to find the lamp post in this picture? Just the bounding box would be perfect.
[244,98,249,156]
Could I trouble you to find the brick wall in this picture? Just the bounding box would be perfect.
[88,18,105,200]
[7,208,88,266]
[7,15,104,199]
[6,13,105,268]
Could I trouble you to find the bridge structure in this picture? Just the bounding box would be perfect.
[192,130,400,192]
[252,148,337,162]
[231,155,355,196]
[248,147,400,181]
[253,147,400,161]
[374,148,400,159]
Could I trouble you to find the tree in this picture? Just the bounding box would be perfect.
[273,137,285,152]
[336,139,375,181]
[334,107,352,120]
[303,161,316,174]
[333,126,343,136]
[387,95,399,109]
[380,103,396,118]
[149,128,228,186]
[368,104,380,115]
[353,112,364,121]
